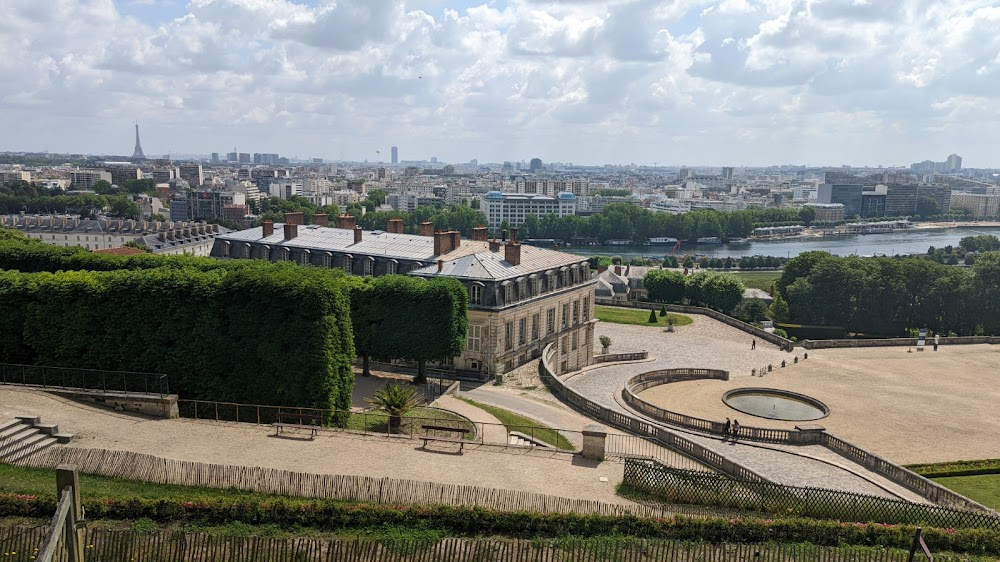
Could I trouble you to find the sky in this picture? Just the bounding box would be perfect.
[2,0,999,167]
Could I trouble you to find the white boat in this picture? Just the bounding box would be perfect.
[727,238,750,244]
[696,237,722,244]
[645,237,679,246]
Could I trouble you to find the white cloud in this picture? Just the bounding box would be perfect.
[0,0,996,165]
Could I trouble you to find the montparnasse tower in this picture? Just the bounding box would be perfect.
[131,123,146,160]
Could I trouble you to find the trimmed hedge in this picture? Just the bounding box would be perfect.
[908,460,1000,479]
[2,493,1000,554]
[0,264,356,412]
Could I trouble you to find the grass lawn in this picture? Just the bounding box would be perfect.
[455,397,575,451]
[347,407,475,438]
[933,474,1000,510]
[730,270,782,292]
[595,305,693,327]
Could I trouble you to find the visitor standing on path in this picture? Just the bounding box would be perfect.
[723,417,731,439]
[732,420,741,441]
[751,339,756,350]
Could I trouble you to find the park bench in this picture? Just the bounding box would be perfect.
[420,425,468,451]
[272,412,324,439]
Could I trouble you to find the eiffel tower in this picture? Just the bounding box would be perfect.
[131,123,146,160]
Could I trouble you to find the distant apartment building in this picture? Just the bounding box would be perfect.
[268,181,303,199]
[388,192,445,213]
[70,170,113,189]
[391,146,398,164]
[817,182,863,217]
[238,153,251,164]
[482,191,577,232]
[514,178,590,197]
[1,214,227,256]
[170,189,247,222]
[803,203,845,223]
[884,184,952,216]
[0,170,32,184]
[222,204,252,225]
[950,193,1000,218]
[860,192,886,218]
[102,163,141,186]
[791,184,818,201]
[177,163,204,187]
[328,190,360,207]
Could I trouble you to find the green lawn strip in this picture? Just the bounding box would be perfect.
[933,474,1000,511]
[0,463,285,502]
[454,397,575,451]
[346,407,475,438]
[595,305,693,327]
[729,270,782,292]
[908,458,1000,478]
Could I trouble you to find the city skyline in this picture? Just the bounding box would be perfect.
[2,0,998,167]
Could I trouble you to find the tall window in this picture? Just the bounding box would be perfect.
[518,318,527,345]
[504,284,514,305]
[470,284,482,305]
[467,325,482,352]
[562,303,569,328]
[505,321,513,351]
[572,301,580,325]
[547,308,555,334]
[562,336,569,354]
[387,260,397,274]
[572,332,578,350]
[363,258,374,276]
[342,256,352,274]
[321,253,332,268]
[531,313,539,341]
[582,297,590,321]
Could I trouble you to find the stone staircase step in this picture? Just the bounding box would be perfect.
[15,415,40,425]
[0,421,32,440]
[0,426,37,445]
[0,419,25,434]
[0,429,46,460]
[53,433,75,444]
[5,436,58,464]
[33,423,59,435]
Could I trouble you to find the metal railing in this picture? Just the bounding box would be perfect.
[177,399,582,452]
[0,363,169,397]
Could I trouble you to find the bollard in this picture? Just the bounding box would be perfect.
[803,352,808,359]
[794,356,799,363]
[768,364,773,372]
[751,368,756,377]
[781,360,786,368]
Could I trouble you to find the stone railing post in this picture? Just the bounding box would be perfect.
[581,424,607,461]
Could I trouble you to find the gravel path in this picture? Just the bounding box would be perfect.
[0,387,627,506]
[565,318,929,502]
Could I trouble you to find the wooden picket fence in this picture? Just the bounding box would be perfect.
[0,526,919,562]
[624,458,1000,531]
[15,447,682,518]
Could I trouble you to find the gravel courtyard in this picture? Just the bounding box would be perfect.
[636,344,1000,465]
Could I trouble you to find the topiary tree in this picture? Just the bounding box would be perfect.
[682,257,694,269]
[599,335,611,352]
[659,305,667,316]
[366,383,417,434]
[648,309,658,323]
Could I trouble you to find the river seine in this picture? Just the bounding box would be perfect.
[559,226,1000,260]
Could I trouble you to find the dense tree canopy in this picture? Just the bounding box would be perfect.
[642,269,745,314]
[0,194,140,218]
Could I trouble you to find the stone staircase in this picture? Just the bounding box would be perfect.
[508,431,552,448]
[0,416,74,464]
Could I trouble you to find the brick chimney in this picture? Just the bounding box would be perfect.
[614,265,622,276]
[387,218,404,234]
[284,224,298,240]
[336,214,356,230]
[262,221,274,237]
[472,226,488,241]
[354,225,363,244]
[553,242,559,251]
[419,221,434,237]
[510,228,519,243]
[434,231,454,256]
[505,241,521,266]
[313,213,329,227]
[437,259,444,272]
[489,239,501,252]
[449,230,461,252]
[284,212,304,226]
[598,265,608,273]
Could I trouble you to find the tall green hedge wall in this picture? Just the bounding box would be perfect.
[0,264,356,411]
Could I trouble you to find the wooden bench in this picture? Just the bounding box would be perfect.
[420,425,467,451]
[272,412,324,440]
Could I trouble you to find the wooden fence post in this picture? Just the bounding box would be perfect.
[56,464,86,562]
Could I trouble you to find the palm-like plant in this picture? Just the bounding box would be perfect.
[366,383,418,434]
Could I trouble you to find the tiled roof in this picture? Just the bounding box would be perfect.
[217,224,587,280]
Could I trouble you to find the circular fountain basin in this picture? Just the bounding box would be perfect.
[722,388,829,421]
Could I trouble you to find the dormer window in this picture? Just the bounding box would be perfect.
[470,283,483,305]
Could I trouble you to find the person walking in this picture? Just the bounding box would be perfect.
[751,339,756,350]
[723,417,731,439]
[732,420,741,441]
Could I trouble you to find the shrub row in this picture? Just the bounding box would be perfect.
[907,459,1000,479]
[2,493,1000,555]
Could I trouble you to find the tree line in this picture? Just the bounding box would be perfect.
[516,204,809,243]
[776,250,1000,336]
[0,193,140,219]
[0,231,468,411]
[642,269,746,314]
